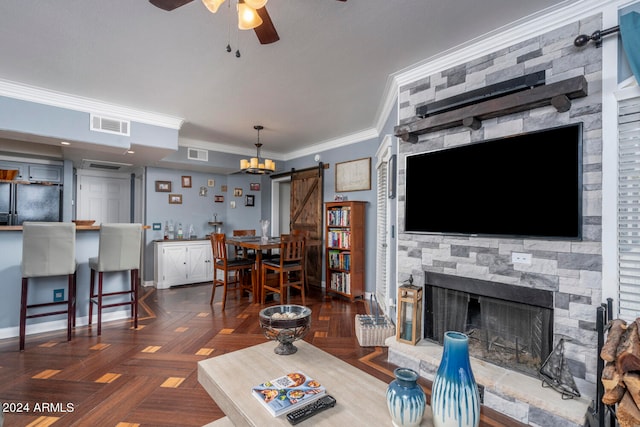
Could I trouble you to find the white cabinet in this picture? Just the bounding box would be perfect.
[154,240,213,289]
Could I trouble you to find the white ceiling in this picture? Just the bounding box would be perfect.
[0,0,576,170]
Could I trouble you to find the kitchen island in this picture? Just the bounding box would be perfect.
[0,224,141,341]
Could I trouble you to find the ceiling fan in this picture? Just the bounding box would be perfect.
[149,0,346,45]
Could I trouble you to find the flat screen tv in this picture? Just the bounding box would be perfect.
[404,123,583,239]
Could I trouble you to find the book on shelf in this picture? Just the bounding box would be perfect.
[251,371,326,417]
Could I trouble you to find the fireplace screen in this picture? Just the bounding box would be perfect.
[426,286,553,377]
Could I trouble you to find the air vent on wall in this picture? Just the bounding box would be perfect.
[90,114,130,136]
[188,147,208,162]
[81,159,133,171]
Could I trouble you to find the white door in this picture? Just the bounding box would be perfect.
[187,242,212,283]
[76,170,130,223]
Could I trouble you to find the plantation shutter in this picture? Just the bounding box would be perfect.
[376,151,389,312]
[618,96,640,319]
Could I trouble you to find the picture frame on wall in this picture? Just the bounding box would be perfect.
[155,181,172,192]
[245,195,255,206]
[250,183,260,191]
[169,194,182,204]
[335,157,371,192]
[214,195,224,203]
[234,188,243,197]
[182,176,192,188]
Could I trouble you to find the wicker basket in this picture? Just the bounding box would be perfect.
[355,295,395,347]
[355,314,395,347]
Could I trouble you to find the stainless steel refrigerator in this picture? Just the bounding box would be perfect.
[0,182,62,225]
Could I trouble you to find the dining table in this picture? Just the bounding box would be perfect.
[226,235,281,304]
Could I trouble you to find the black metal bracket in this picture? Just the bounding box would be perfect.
[574,26,620,48]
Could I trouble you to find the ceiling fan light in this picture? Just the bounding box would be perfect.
[244,0,267,9]
[237,1,263,30]
[202,0,225,13]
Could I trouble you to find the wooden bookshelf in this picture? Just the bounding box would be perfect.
[325,201,366,301]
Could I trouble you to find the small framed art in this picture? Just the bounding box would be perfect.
[169,194,183,204]
[234,188,243,197]
[155,181,172,192]
[182,176,192,188]
[245,195,255,206]
[250,183,260,191]
[214,195,224,203]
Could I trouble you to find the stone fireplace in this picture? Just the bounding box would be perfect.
[390,9,604,427]
[424,272,553,378]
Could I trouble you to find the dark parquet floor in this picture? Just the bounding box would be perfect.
[0,283,525,427]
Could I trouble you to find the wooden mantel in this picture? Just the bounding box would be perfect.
[394,75,588,142]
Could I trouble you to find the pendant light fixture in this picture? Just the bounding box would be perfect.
[240,125,276,174]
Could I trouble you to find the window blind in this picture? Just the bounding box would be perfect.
[376,158,388,311]
[618,96,640,319]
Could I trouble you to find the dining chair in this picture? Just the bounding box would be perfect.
[88,223,142,336]
[232,229,258,290]
[291,229,311,291]
[210,233,255,310]
[261,234,306,306]
[232,229,257,259]
[20,222,77,351]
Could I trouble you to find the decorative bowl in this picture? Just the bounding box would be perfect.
[259,305,312,355]
[72,220,96,226]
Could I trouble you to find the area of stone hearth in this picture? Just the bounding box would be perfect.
[387,337,591,426]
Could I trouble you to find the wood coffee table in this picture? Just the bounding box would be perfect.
[198,340,433,426]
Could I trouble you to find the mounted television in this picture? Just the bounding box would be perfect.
[404,123,583,240]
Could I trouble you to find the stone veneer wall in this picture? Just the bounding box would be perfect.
[396,13,603,398]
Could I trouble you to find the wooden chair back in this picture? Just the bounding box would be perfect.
[211,233,229,264]
[281,234,305,264]
[232,229,256,259]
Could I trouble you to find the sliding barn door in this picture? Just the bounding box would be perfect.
[290,166,324,287]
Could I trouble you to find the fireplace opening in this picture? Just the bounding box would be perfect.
[424,272,554,378]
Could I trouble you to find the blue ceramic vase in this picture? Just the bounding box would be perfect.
[431,331,480,427]
[386,367,426,427]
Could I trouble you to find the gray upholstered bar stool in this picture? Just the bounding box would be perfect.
[88,223,142,336]
[20,222,77,351]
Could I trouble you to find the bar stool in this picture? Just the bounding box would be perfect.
[20,222,77,351]
[89,223,142,336]
[210,233,254,310]
[261,234,306,306]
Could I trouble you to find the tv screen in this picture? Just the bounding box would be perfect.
[404,123,583,239]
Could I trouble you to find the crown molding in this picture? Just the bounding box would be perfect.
[391,0,617,89]
[0,79,184,130]
[282,128,380,161]
[179,137,285,160]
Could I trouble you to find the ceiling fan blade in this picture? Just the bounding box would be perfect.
[254,6,280,45]
[149,0,195,11]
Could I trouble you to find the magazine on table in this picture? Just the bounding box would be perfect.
[251,371,326,417]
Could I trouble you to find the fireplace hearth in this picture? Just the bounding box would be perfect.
[424,272,554,378]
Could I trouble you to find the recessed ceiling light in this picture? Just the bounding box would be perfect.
[127,150,135,154]
[60,141,71,145]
